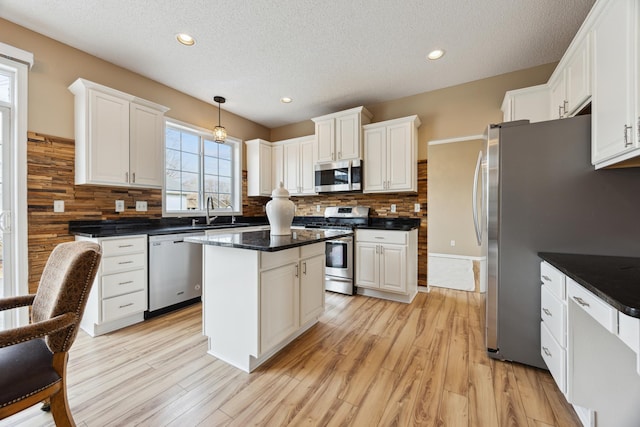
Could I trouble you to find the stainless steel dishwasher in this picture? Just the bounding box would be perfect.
[146,232,204,318]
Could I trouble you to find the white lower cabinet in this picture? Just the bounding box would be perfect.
[260,244,325,354]
[77,235,148,336]
[202,241,325,372]
[299,252,325,325]
[355,229,417,303]
[260,262,299,353]
[540,262,569,393]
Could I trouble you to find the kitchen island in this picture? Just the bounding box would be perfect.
[185,229,351,372]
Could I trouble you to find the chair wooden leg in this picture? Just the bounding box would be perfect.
[49,352,75,427]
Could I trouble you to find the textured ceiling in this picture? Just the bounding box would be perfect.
[0,0,595,128]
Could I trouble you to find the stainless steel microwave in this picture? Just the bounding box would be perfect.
[314,159,362,192]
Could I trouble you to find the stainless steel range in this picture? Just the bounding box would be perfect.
[305,206,369,295]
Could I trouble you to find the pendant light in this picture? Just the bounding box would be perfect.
[213,96,227,143]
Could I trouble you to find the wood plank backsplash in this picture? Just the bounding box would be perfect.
[27,132,427,292]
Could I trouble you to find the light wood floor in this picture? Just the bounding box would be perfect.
[1,287,581,426]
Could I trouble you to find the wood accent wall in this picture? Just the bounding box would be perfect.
[26,132,427,292]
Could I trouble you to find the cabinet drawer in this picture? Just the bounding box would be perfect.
[102,236,146,256]
[102,252,146,274]
[541,322,566,394]
[541,284,567,347]
[356,229,407,245]
[102,290,146,322]
[567,278,617,333]
[102,269,146,299]
[260,247,299,271]
[540,261,565,300]
[300,242,325,258]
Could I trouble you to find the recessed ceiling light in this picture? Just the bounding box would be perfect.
[176,33,196,46]
[427,49,445,60]
[280,97,293,103]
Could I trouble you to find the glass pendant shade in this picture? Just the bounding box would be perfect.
[213,95,226,143]
[213,125,227,143]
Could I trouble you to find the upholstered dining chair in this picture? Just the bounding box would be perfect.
[0,240,101,427]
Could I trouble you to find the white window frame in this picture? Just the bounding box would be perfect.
[163,118,243,217]
[0,47,30,328]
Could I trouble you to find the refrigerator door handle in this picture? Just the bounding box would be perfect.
[472,150,483,245]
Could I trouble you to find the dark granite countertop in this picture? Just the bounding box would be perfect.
[357,217,421,231]
[185,229,352,252]
[69,216,420,237]
[539,252,640,318]
[69,217,269,237]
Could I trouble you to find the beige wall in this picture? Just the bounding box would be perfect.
[270,62,556,159]
[428,139,484,257]
[0,18,270,145]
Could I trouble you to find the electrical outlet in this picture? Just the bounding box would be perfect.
[53,200,64,213]
[414,203,421,212]
[135,201,148,212]
[450,240,456,247]
[316,205,321,212]
[390,204,396,213]
[115,200,125,212]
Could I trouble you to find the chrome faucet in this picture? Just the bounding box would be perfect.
[205,196,217,225]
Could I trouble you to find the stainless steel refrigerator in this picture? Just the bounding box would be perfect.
[473,115,640,369]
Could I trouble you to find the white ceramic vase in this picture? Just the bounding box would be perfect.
[266,182,295,235]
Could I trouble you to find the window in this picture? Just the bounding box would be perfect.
[163,120,242,216]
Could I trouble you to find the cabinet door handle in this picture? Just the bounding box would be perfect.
[303,262,307,275]
[543,308,552,317]
[125,171,129,182]
[563,100,568,116]
[132,172,136,183]
[558,105,564,119]
[338,151,341,159]
[541,275,551,282]
[542,346,552,357]
[624,124,633,147]
[295,264,299,278]
[573,296,590,307]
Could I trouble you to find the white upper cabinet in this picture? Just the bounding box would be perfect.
[69,78,169,188]
[591,0,639,168]
[312,106,372,163]
[548,33,592,120]
[501,85,550,123]
[246,139,273,197]
[280,135,317,196]
[363,115,420,193]
[129,102,166,187]
[565,33,591,116]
